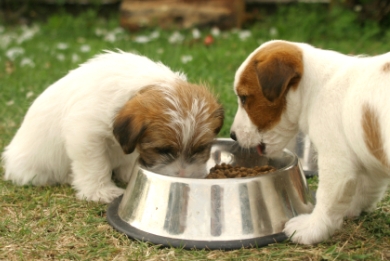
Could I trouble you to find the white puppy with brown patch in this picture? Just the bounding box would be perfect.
[230,40,390,244]
[2,51,224,203]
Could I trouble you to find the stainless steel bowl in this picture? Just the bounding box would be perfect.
[107,138,314,249]
[288,132,318,177]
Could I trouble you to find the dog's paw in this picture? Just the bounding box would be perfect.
[283,214,339,245]
[76,185,124,203]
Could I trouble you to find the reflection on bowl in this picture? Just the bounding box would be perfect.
[107,138,314,249]
[289,131,318,177]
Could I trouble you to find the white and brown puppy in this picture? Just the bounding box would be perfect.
[2,51,224,203]
[230,40,390,244]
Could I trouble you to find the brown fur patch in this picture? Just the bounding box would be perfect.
[236,41,303,131]
[362,103,389,168]
[113,81,224,168]
[382,62,390,72]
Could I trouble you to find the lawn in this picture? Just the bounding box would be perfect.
[1,3,389,260]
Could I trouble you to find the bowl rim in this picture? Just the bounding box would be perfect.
[135,138,299,183]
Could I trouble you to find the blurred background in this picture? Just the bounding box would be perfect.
[1,0,390,31]
[1,1,390,260]
[1,0,390,29]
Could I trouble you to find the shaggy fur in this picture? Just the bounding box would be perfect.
[2,51,224,203]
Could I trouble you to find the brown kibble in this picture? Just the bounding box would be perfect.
[206,164,277,179]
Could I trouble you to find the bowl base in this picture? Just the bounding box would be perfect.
[107,195,288,250]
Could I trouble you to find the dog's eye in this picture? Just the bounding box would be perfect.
[192,145,209,155]
[239,95,247,105]
[155,146,174,156]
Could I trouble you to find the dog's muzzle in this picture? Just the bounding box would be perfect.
[230,131,266,155]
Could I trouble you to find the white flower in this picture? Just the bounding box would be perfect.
[72,54,80,63]
[113,27,124,34]
[192,28,201,39]
[95,28,106,36]
[104,33,116,42]
[157,48,164,54]
[6,47,25,60]
[211,27,220,37]
[56,54,65,61]
[269,27,278,37]
[0,33,14,49]
[168,31,184,44]
[17,25,40,44]
[6,100,14,106]
[26,91,34,98]
[238,30,251,41]
[150,30,160,39]
[354,5,362,12]
[134,30,160,44]
[57,43,69,50]
[98,27,125,42]
[20,58,35,67]
[134,35,151,43]
[181,55,193,64]
[80,44,91,53]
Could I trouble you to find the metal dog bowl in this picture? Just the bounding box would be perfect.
[107,138,314,250]
[288,132,318,177]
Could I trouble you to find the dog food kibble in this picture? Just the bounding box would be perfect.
[206,163,277,179]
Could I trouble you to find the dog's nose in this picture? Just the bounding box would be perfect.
[230,131,237,141]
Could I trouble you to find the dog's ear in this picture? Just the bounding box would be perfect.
[212,106,225,134]
[113,115,146,154]
[255,58,301,102]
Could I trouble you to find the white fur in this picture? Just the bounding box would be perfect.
[231,40,390,244]
[1,51,197,203]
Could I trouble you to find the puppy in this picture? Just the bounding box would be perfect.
[2,51,224,203]
[230,40,390,244]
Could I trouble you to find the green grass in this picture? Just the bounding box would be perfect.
[1,4,390,260]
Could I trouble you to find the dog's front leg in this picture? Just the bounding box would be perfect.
[70,155,125,203]
[346,170,389,217]
[65,135,125,203]
[284,152,358,244]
